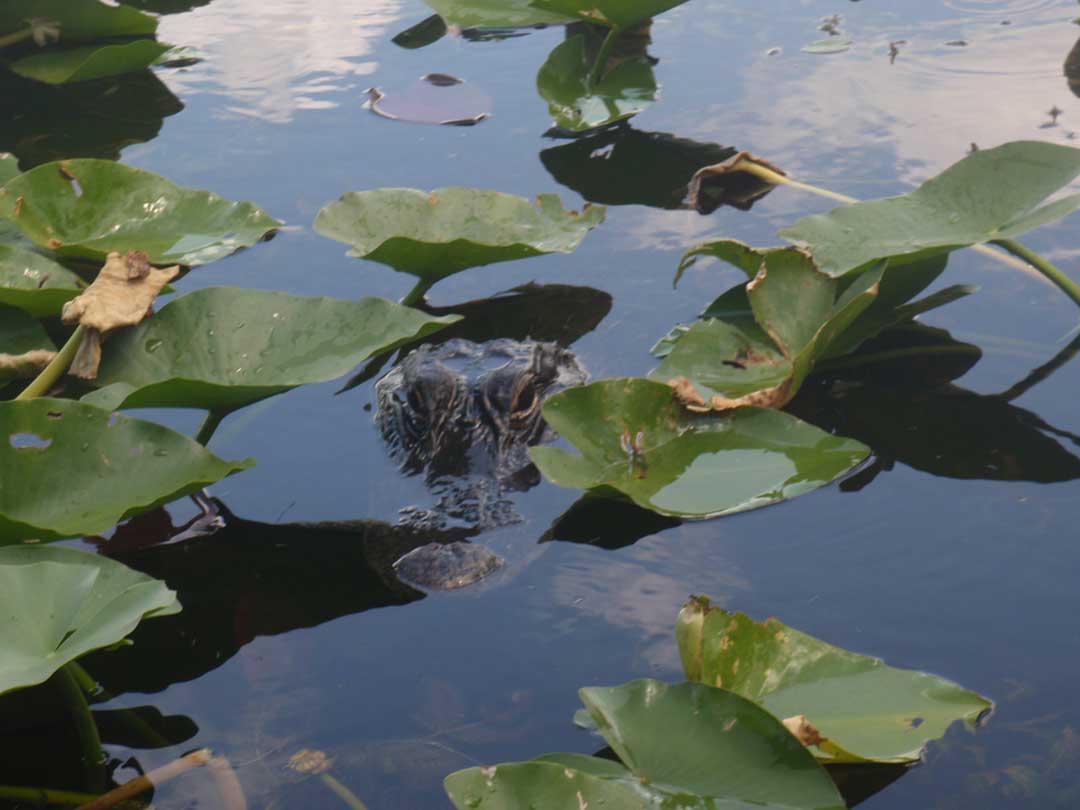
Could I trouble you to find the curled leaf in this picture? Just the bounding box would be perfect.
[60,251,178,379]
[0,349,55,380]
[688,151,785,213]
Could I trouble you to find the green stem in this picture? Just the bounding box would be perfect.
[0,28,34,50]
[319,773,369,810]
[992,238,1080,310]
[16,325,85,400]
[54,664,106,794]
[400,277,435,308]
[68,662,172,749]
[194,410,225,447]
[0,784,100,806]
[587,25,622,89]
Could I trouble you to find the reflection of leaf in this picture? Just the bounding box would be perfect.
[424,0,572,28]
[677,596,994,763]
[537,35,656,132]
[0,545,179,695]
[0,159,281,266]
[530,378,869,518]
[0,398,254,543]
[446,680,845,810]
[9,40,171,85]
[0,244,86,317]
[655,245,881,410]
[541,128,736,209]
[314,188,604,283]
[84,287,461,412]
[0,0,157,43]
[529,0,690,28]
[779,141,1080,276]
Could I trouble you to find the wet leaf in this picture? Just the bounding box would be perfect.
[779,141,1080,276]
[0,305,55,385]
[314,188,603,282]
[536,34,656,132]
[446,680,845,810]
[0,545,178,695]
[655,245,881,410]
[0,244,85,317]
[9,40,171,85]
[529,378,869,519]
[529,0,690,28]
[424,0,572,28]
[0,398,254,543]
[0,0,157,43]
[677,596,994,763]
[0,159,281,266]
[83,287,461,412]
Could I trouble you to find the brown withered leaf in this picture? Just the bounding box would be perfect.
[0,349,56,381]
[687,151,786,213]
[782,715,826,748]
[60,251,179,379]
[667,375,793,413]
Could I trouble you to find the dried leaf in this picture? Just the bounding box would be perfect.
[0,349,55,380]
[783,715,826,748]
[687,151,785,213]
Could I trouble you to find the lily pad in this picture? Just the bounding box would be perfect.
[9,40,171,85]
[0,398,254,542]
[0,0,157,43]
[314,188,604,282]
[0,545,179,696]
[529,0,690,28]
[677,597,994,763]
[83,287,461,412]
[529,378,869,519]
[446,680,844,810]
[779,141,1080,276]
[0,244,85,316]
[537,35,657,132]
[424,0,572,28]
[0,159,281,266]
[0,304,55,385]
[653,245,882,410]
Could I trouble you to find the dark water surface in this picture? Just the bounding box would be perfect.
[7,0,1080,807]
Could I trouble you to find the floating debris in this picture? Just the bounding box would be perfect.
[365,74,490,126]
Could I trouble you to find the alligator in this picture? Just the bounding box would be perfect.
[375,338,587,587]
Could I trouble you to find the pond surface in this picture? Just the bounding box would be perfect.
[6,0,1080,807]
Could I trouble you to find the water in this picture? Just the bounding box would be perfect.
[5,0,1080,807]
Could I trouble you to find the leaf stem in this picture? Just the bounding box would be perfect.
[75,749,214,810]
[400,277,435,308]
[587,25,622,89]
[319,773,370,810]
[54,664,107,794]
[15,325,85,400]
[67,662,172,748]
[0,784,100,806]
[736,163,1053,280]
[194,410,225,447]
[991,238,1080,309]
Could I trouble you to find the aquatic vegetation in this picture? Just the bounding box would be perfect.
[445,598,992,809]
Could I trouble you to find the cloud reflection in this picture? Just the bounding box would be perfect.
[157,0,404,122]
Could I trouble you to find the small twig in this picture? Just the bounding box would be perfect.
[75,748,213,810]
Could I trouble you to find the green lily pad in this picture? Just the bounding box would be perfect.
[0,304,55,385]
[10,40,171,85]
[445,680,844,810]
[779,141,1080,276]
[802,38,852,54]
[0,545,178,696]
[0,398,254,543]
[0,0,157,43]
[529,378,869,519]
[0,159,281,266]
[424,0,572,28]
[677,596,994,763]
[314,188,604,282]
[537,35,657,132]
[529,0,690,28]
[83,287,461,412]
[0,244,85,317]
[0,154,20,188]
[653,245,881,409]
